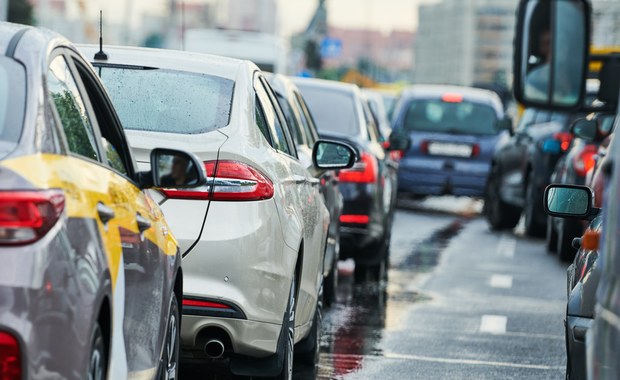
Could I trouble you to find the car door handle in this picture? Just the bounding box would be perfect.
[136,213,152,233]
[97,203,115,225]
[293,175,306,184]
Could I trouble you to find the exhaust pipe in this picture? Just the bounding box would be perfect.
[204,339,225,359]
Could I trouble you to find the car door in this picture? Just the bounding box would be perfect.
[57,49,175,376]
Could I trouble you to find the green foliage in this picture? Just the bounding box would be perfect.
[8,0,33,25]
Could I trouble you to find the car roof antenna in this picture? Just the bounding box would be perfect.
[94,10,108,61]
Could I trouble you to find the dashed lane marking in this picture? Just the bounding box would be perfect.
[497,234,517,257]
[480,315,507,334]
[490,274,513,289]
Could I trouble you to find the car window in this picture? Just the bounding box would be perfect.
[48,55,100,161]
[255,96,272,145]
[97,66,234,135]
[403,98,498,136]
[255,79,293,156]
[0,56,26,159]
[275,92,304,146]
[296,85,360,136]
[293,91,318,147]
[261,78,297,158]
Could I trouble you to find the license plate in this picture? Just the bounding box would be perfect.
[427,142,473,157]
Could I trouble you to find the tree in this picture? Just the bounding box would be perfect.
[8,0,33,25]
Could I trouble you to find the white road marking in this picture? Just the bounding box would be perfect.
[496,234,517,257]
[490,274,513,289]
[380,352,564,371]
[480,315,507,334]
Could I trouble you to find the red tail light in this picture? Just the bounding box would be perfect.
[381,141,390,150]
[0,190,65,245]
[340,214,370,224]
[338,153,378,183]
[161,160,274,201]
[420,140,429,154]
[471,144,481,157]
[441,93,463,103]
[554,132,573,152]
[182,298,232,309]
[0,331,21,380]
[573,145,598,177]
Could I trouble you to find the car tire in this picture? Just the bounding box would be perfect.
[295,287,323,366]
[269,276,296,380]
[546,217,558,253]
[160,293,180,380]
[87,323,107,380]
[484,170,521,230]
[323,258,338,307]
[558,220,579,263]
[524,179,546,237]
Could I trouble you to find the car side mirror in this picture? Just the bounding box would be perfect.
[147,148,207,189]
[388,132,411,152]
[571,118,597,141]
[312,140,356,170]
[543,184,599,220]
[513,0,590,110]
[496,117,514,135]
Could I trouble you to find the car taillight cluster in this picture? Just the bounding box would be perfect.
[554,132,573,152]
[0,331,21,380]
[160,160,274,202]
[182,298,232,310]
[338,152,378,183]
[0,190,65,245]
[573,144,598,177]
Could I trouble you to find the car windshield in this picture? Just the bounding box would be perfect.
[296,85,359,136]
[0,57,26,158]
[97,66,234,134]
[403,99,498,135]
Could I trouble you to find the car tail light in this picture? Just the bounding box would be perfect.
[340,214,370,224]
[161,160,274,202]
[0,190,65,245]
[420,140,429,154]
[182,298,232,309]
[581,229,600,251]
[0,331,21,380]
[338,153,378,183]
[441,93,463,103]
[381,141,390,150]
[573,145,598,177]
[555,132,573,152]
[471,144,481,157]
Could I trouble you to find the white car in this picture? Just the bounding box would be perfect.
[79,45,355,379]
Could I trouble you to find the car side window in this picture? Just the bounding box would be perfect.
[293,91,318,147]
[255,78,293,156]
[47,55,100,161]
[255,96,273,145]
[275,92,304,147]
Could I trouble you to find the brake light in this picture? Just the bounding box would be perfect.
[338,153,378,183]
[182,299,232,309]
[441,93,463,103]
[573,145,598,177]
[381,141,390,150]
[420,140,429,154]
[340,215,370,224]
[554,132,573,152]
[0,190,65,245]
[161,160,274,201]
[471,144,481,157]
[0,331,21,380]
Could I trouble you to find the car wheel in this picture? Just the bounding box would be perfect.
[269,276,295,380]
[558,220,579,263]
[484,170,520,230]
[295,285,323,366]
[546,217,558,253]
[160,293,180,380]
[323,257,338,307]
[524,179,546,237]
[87,323,107,380]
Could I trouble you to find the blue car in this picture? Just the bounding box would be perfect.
[390,85,511,198]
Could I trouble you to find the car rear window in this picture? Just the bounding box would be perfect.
[296,85,359,136]
[97,66,234,134]
[403,98,498,136]
[0,57,26,157]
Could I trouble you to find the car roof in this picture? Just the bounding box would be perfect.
[400,84,504,114]
[77,44,253,80]
[291,76,360,95]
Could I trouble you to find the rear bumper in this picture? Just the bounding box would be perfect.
[397,157,490,197]
[566,315,592,379]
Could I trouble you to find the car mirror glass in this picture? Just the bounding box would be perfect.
[571,118,597,141]
[150,148,207,188]
[313,140,356,170]
[544,185,592,218]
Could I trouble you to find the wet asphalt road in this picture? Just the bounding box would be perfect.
[182,196,568,379]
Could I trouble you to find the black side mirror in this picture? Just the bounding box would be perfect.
[571,118,597,141]
[148,148,207,189]
[543,184,599,220]
[312,140,356,170]
[496,117,514,135]
[388,132,411,152]
[513,0,590,110]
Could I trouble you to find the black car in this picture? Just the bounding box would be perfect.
[548,113,615,261]
[293,77,397,282]
[267,73,345,305]
[485,108,583,236]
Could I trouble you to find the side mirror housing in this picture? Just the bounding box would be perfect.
[513,0,590,110]
[571,118,597,141]
[543,184,599,220]
[312,140,356,170]
[144,148,207,189]
[388,132,411,152]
